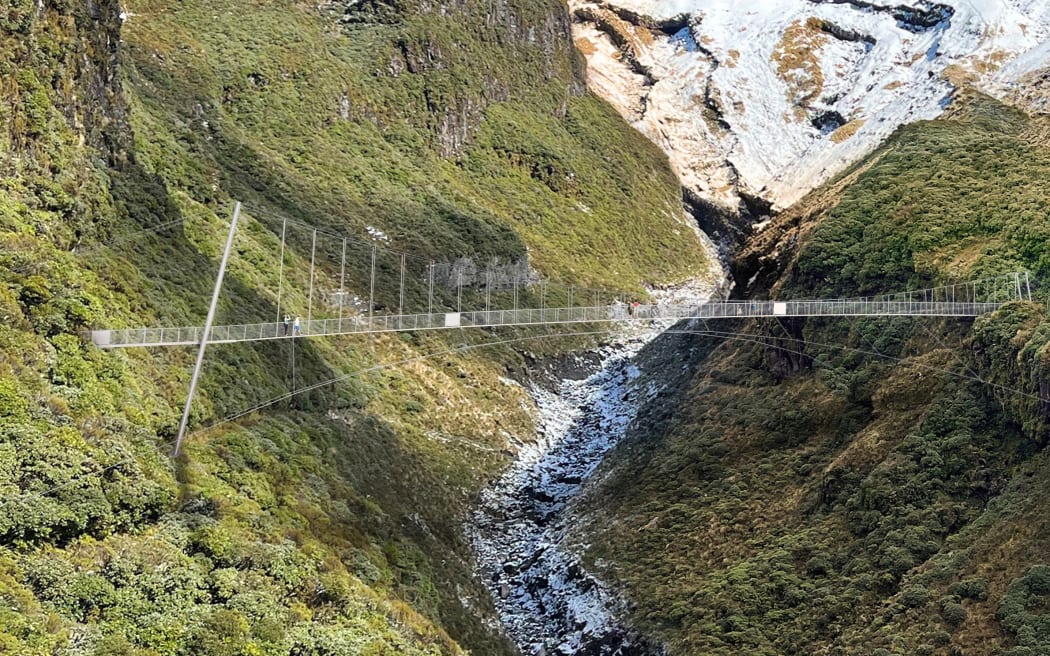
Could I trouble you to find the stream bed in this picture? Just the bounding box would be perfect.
[466,329,666,656]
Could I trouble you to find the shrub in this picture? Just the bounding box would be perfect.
[805,553,832,577]
[186,608,251,656]
[942,601,967,627]
[208,568,240,602]
[901,584,930,608]
[0,378,30,420]
[189,524,240,566]
[998,565,1050,648]
[948,577,988,601]
[931,629,951,646]
[91,633,138,656]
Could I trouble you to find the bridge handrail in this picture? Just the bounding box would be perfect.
[87,299,1011,348]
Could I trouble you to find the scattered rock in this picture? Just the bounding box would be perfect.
[467,330,680,655]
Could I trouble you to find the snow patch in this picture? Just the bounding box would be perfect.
[570,0,1050,211]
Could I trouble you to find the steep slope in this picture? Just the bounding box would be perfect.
[569,0,1050,217]
[576,95,1050,655]
[0,0,714,653]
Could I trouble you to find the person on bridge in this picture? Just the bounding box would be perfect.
[293,316,301,336]
[283,315,291,336]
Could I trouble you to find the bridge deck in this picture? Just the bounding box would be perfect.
[88,300,1005,349]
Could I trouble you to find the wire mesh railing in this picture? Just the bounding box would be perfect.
[855,272,1033,305]
[100,202,1030,351]
[88,299,1012,348]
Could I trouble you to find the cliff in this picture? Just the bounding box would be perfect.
[0,0,713,652]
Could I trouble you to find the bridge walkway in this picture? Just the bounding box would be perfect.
[89,299,1006,349]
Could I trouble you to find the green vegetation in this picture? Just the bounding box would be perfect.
[121,0,708,297]
[998,565,1050,654]
[0,0,712,653]
[794,95,1048,293]
[579,96,1050,655]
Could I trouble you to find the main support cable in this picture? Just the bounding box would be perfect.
[0,329,623,511]
[12,321,1046,515]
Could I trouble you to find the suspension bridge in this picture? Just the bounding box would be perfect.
[89,295,1022,349]
[82,202,1036,454]
[85,202,1035,350]
[86,199,1037,350]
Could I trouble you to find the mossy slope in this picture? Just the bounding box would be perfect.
[579,96,1050,656]
[0,0,712,653]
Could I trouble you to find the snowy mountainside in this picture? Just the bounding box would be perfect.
[570,0,1050,212]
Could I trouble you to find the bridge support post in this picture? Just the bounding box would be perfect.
[338,238,347,326]
[485,261,492,313]
[275,218,286,334]
[307,229,317,329]
[369,245,376,330]
[174,201,241,457]
[399,254,406,317]
[428,261,435,315]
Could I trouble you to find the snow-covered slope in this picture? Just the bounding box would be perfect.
[570,0,1050,212]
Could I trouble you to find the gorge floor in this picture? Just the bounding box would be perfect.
[467,331,662,656]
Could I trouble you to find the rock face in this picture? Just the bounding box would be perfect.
[569,0,1050,211]
[332,0,586,157]
[3,0,131,162]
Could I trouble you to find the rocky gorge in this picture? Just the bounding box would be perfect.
[467,279,722,655]
[4,0,1050,654]
[469,334,661,655]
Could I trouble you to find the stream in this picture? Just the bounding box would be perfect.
[466,328,668,656]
